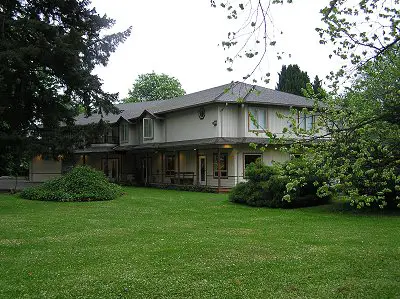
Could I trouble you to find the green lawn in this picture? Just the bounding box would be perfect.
[0,188,399,299]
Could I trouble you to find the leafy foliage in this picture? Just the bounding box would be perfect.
[244,158,276,182]
[276,64,310,96]
[317,0,400,84]
[0,0,131,174]
[229,159,329,208]
[212,0,399,81]
[280,48,400,209]
[215,0,399,210]
[124,72,185,103]
[20,166,122,202]
[311,75,326,100]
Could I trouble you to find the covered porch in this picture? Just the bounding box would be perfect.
[115,137,273,191]
[73,137,288,191]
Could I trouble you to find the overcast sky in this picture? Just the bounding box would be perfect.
[91,0,339,99]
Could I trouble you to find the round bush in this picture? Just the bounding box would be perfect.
[21,166,122,202]
[229,159,331,209]
[245,159,277,182]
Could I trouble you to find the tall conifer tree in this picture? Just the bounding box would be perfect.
[0,0,131,175]
[276,64,310,96]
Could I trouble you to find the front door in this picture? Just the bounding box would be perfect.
[198,156,206,185]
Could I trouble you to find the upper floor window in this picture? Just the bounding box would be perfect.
[298,112,314,131]
[121,123,129,143]
[143,118,154,140]
[248,107,267,131]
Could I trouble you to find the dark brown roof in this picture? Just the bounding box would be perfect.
[75,82,314,125]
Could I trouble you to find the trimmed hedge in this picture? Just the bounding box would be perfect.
[21,166,122,202]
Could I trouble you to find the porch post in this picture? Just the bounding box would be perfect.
[177,150,181,184]
[148,152,152,184]
[161,152,164,184]
[195,149,199,185]
[105,152,109,178]
[145,152,148,184]
[217,147,221,192]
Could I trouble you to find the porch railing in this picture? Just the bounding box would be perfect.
[91,135,119,144]
[119,172,244,190]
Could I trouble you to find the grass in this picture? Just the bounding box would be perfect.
[0,187,399,299]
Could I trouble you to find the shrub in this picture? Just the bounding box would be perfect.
[229,182,258,205]
[229,159,331,209]
[245,159,277,182]
[21,166,122,202]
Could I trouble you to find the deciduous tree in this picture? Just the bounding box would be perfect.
[124,72,185,103]
[213,0,400,208]
[283,48,400,208]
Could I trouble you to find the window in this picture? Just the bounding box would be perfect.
[298,112,314,131]
[165,155,175,176]
[244,154,262,174]
[143,118,154,139]
[248,107,267,131]
[213,153,228,178]
[120,123,129,143]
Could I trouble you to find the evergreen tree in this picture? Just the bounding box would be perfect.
[312,75,326,99]
[0,0,131,175]
[276,64,310,96]
[312,76,322,94]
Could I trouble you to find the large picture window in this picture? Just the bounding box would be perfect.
[143,118,154,139]
[248,107,267,131]
[213,153,228,178]
[165,155,175,176]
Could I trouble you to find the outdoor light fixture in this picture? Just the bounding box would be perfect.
[212,120,217,126]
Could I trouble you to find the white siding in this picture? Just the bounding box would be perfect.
[165,105,218,142]
[237,104,246,137]
[267,106,291,136]
[221,104,239,137]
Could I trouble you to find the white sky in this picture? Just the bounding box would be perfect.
[92,0,340,99]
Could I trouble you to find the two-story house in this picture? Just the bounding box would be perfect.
[30,82,315,190]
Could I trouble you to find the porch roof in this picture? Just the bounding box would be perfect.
[74,144,116,154]
[113,137,269,151]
